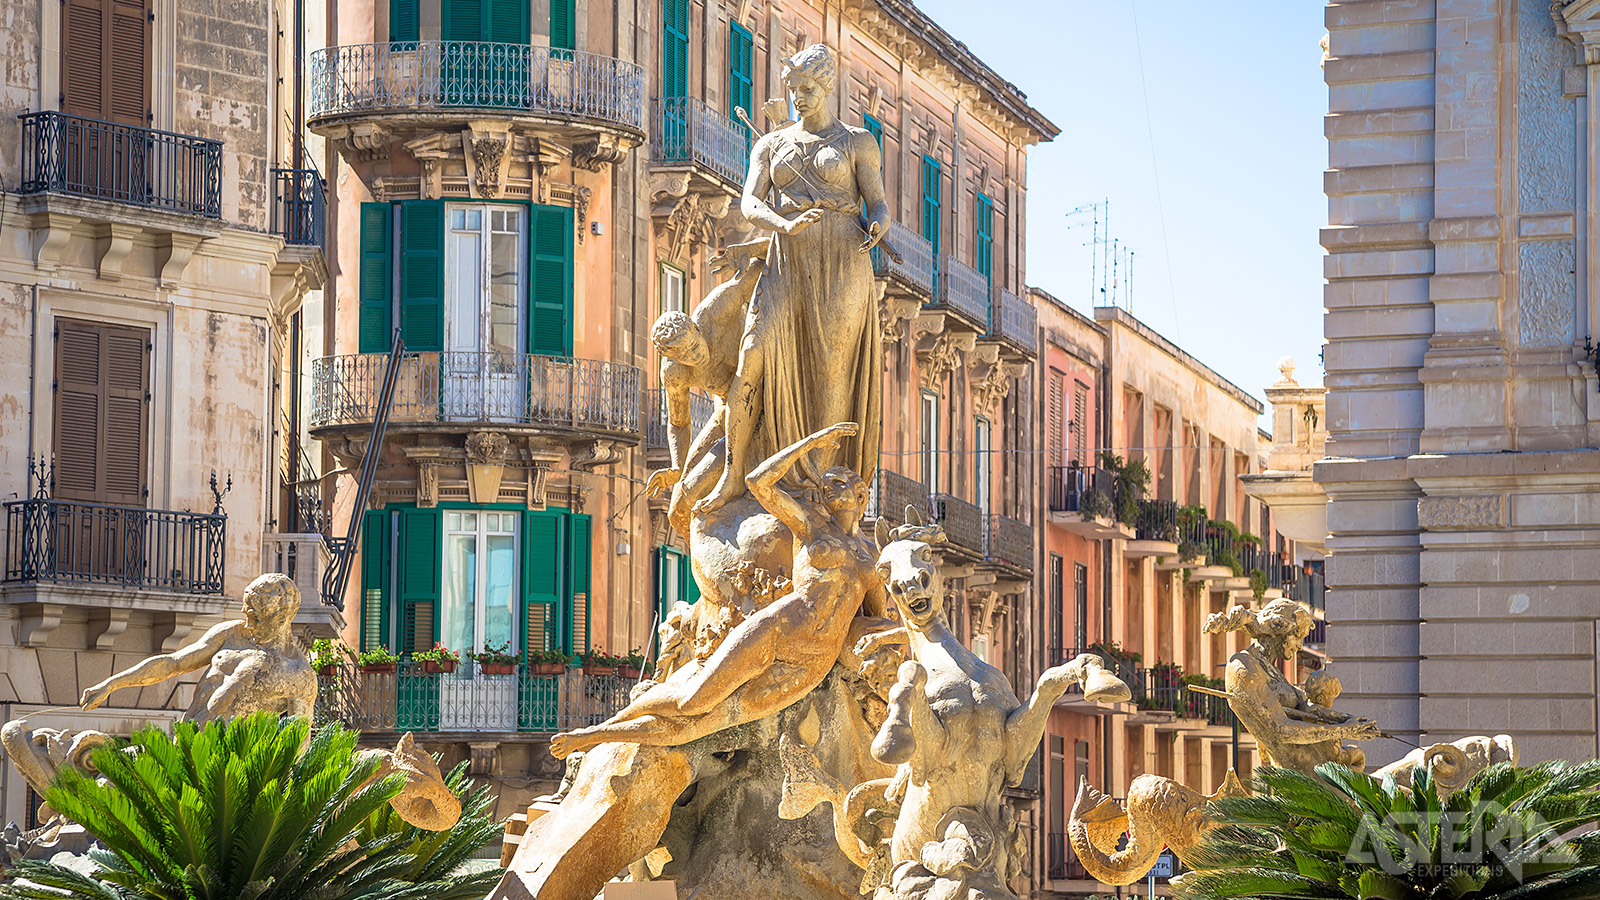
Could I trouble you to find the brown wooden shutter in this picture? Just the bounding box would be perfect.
[61,0,148,124]
[54,319,148,506]
[1047,368,1064,467]
[1072,381,1089,467]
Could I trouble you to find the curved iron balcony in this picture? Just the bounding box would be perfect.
[310,351,643,439]
[649,97,750,187]
[307,42,646,137]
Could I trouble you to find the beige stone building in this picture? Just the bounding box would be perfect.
[1266,0,1600,766]
[0,0,330,824]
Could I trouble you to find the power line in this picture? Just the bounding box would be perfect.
[1130,0,1182,342]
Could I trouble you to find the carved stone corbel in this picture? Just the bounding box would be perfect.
[525,463,550,510]
[156,233,204,286]
[465,431,511,502]
[573,134,627,171]
[345,122,391,161]
[153,611,197,653]
[95,223,141,280]
[20,603,64,648]
[404,133,457,200]
[462,122,514,198]
[916,330,974,391]
[972,359,1027,417]
[28,210,80,272]
[88,607,132,651]
[417,463,440,508]
[570,439,624,472]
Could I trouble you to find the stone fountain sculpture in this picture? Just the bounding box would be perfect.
[0,573,461,834]
[776,512,1132,900]
[1067,598,1519,885]
[493,41,1134,900]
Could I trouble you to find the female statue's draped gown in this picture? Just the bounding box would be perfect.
[745,121,882,488]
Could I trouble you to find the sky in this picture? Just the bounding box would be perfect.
[913,0,1330,415]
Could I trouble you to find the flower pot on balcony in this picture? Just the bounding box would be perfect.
[583,663,616,677]
[481,662,517,676]
[421,659,457,674]
[616,665,640,679]
[317,663,340,677]
[359,663,397,674]
[531,662,565,676]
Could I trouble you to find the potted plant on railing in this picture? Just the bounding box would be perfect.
[471,641,520,676]
[617,648,646,680]
[414,643,460,674]
[526,648,570,676]
[356,646,399,674]
[579,649,624,677]
[307,638,350,677]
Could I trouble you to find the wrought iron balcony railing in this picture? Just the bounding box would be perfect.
[1047,465,1114,514]
[18,111,222,217]
[987,287,1037,356]
[871,220,936,298]
[984,513,1033,572]
[645,387,716,451]
[4,497,226,594]
[271,167,325,246]
[311,351,643,438]
[314,662,630,733]
[931,492,984,553]
[866,467,930,524]
[650,96,749,186]
[307,41,646,133]
[932,255,991,329]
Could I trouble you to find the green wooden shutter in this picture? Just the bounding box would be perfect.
[663,0,688,98]
[976,192,994,286]
[729,21,753,118]
[567,514,592,654]
[358,203,393,354]
[923,156,941,290]
[682,552,700,605]
[864,114,883,150]
[489,0,528,42]
[441,0,482,40]
[390,0,418,41]
[397,508,441,652]
[522,511,562,653]
[360,509,391,652]
[400,200,444,353]
[550,0,574,51]
[528,204,574,357]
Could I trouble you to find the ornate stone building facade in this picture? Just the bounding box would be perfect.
[1302,0,1600,765]
[0,0,328,824]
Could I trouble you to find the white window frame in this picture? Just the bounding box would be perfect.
[661,262,686,316]
[920,390,940,494]
[446,203,526,356]
[441,510,521,658]
[974,415,991,513]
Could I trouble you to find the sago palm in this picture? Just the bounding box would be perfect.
[0,712,503,900]
[1174,761,1600,900]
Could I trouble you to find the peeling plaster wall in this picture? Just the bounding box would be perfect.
[174,0,272,230]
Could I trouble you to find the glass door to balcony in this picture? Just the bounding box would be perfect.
[444,204,525,421]
[440,510,519,731]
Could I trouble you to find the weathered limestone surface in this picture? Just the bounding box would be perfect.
[1319,0,1600,764]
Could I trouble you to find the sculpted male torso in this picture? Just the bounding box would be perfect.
[79,573,316,726]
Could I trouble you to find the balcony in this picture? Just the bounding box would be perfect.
[1126,498,1181,560]
[866,468,930,525]
[310,352,643,440]
[315,663,630,735]
[306,41,646,147]
[1046,466,1134,540]
[18,112,223,218]
[650,97,749,188]
[930,255,991,332]
[930,493,984,557]
[271,168,325,247]
[4,497,225,595]
[645,387,716,452]
[983,513,1032,575]
[983,288,1037,357]
[263,533,344,640]
[872,220,936,299]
